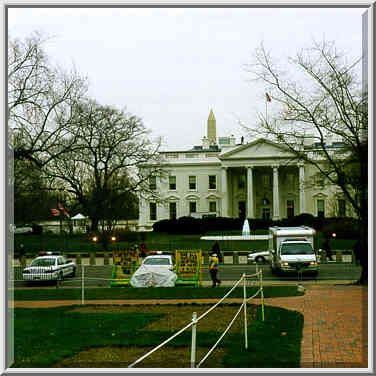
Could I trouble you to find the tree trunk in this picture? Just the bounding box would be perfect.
[358,216,368,284]
[90,217,99,232]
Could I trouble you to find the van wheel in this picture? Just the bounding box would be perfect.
[255,256,266,264]
[71,267,76,277]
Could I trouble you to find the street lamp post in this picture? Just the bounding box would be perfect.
[91,236,97,265]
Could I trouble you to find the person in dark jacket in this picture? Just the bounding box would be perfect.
[322,238,334,261]
[211,241,222,263]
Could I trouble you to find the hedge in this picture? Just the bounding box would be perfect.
[152,214,360,235]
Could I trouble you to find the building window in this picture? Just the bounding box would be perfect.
[287,200,294,218]
[238,175,245,189]
[149,203,157,221]
[169,202,177,220]
[189,176,196,190]
[149,176,156,190]
[338,199,346,217]
[189,201,197,214]
[209,201,216,213]
[317,199,325,218]
[169,176,176,190]
[209,175,216,190]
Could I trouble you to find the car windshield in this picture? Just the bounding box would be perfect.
[144,258,170,265]
[31,258,55,266]
[280,243,314,255]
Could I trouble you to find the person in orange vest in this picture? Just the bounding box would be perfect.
[209,253,221,288]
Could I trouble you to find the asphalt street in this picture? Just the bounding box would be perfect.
[13,263,361,288]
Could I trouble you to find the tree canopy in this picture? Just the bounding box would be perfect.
[245,40,368,282]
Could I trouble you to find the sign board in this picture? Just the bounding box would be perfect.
[110,250,139,287]
[175,249,202,287]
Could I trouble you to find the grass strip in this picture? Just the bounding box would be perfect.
[12,304,303,368]
[13,285,304,301]
[222,305,304,368]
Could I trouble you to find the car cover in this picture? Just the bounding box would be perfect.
[130,265,177,287]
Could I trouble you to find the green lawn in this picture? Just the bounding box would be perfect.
[14,231,357,256]
[11,304,303,368]
[13,285,304,301]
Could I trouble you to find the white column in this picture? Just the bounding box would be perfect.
[299,163,305,214]
[272,166,280,220]
[221,167,228,217]
[247,166,254,218]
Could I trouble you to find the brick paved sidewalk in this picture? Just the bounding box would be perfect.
[252,285,368,368]
[11,285,368,369]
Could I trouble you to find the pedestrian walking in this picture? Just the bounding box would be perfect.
[139,242,147,258]
[209,253,221,288]
[19,243,26,268]
[211,241,223,263]
[322,237,334,261]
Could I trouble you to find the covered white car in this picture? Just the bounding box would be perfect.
[23,253,76,281]
[248,250,272,264]
[130,253,177,287]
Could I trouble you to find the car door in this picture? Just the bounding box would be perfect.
[61,256,72,276]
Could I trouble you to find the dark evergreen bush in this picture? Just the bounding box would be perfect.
[321,218,360,239]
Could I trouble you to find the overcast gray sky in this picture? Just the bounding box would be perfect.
[8,6,365,150]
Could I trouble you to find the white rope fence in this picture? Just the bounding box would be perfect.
[128,269,265,368]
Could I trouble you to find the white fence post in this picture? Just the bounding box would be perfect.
[81,264,85,305]
[190,312,197,368]
[260,269,265,322]
[243,273,248,350]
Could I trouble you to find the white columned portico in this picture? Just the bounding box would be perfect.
[298,163,305,214]
[247,166,254,218]
[272,165,280,220]
[221,166,228,217]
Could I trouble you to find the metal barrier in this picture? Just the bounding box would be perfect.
[127,270,265,368]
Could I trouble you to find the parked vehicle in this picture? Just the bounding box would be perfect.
[130,252,176,287]
[248,250,272,264]
[23,252,76,282]
[269,226,319,276]
[142,252,175,271]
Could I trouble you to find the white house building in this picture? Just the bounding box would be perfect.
[138,110,352,231]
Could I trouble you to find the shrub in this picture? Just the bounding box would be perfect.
[30,223,43,235]
[153,219,173,233]
[173,216,205,234]
[289,213,316,228]
[321,218,360,240]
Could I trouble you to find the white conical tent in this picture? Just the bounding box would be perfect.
[71,213,86,220]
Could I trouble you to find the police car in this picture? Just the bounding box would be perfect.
[23,252,76,281]
[141,251,175,271]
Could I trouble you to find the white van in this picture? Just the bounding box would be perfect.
[269,226,319,276]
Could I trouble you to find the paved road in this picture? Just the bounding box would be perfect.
[12,263,361,288]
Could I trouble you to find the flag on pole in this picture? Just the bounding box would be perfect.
[58,202,70,217]
[265,92,271,102]
[51,208,60,216]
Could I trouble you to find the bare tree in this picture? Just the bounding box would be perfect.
[244,40,368,283]
[43,100,166,248]
[8,32,88,168]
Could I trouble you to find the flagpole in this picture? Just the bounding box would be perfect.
[265,98,268,124]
